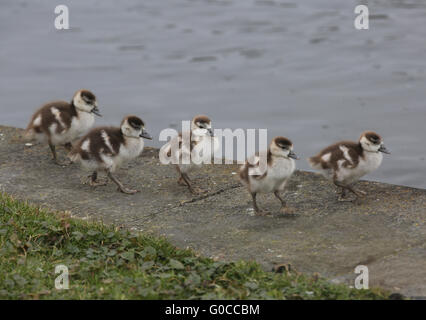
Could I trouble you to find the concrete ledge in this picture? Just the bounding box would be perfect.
[1,125,425,298]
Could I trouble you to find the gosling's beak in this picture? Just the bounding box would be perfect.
[288,150,299,160]
[91,106,102,117]
[378,144,390,154]
[207,128,214,137]
[140,129,152,140]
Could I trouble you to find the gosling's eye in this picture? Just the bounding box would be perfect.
[281,146,288,150]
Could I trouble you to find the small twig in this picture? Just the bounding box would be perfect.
[179,183,242,206]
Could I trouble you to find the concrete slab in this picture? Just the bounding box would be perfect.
[1,125,425,298]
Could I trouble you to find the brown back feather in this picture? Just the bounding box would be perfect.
[71,126,124,163]
[27,101,77,136]
[309,141,363,171]
[240,149,272,183]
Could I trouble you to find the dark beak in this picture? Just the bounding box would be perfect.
[288,150,299,160]
[91,106,102,117]
[378,144,390,154]
[140,129,152,140]
[207,128,214,137]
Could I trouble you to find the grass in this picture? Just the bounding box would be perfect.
[0,193,390,300]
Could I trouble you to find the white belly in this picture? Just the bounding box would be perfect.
[180,135,219,173]
[80,138,144,172]
[194,136,219,162]
[336,152,383,183]
[50,112,95,145]
[249,157,295,193]
[69,112,95,137]
[113,138,145,170]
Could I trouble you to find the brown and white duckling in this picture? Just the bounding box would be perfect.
[308,131,390,201]
[25,89,101,165]
[161,115,219,195]
[240,136,298,216]
[69,115,152,194]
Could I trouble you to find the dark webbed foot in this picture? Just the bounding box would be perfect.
[279,206,297,215]
[177,171,203,195]
[63,142,73,151]
[117,187,140,195]
[255,210,270,216]
[49,143,72,166]
[108,171,139,195]
[85,172,108,187]
[274,190,295,215]
[338,195,354,202]
[337,187,352,201]
[89,180,108,187]
[334,180,366,202]
[54,158,73,166]
[177,176,187,186]
[250,192,271,216]
[191,187,208,195]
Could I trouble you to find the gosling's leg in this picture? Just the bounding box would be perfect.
[251,192,268,216]
[86,171,108,187]
[107,171,139,194]
[274,191,295,214]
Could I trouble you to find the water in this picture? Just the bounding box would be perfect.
[1,0,425,188]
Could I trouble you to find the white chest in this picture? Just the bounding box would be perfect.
[250,157,295,193]
[192,135,219,163]
[117,138,145,162]
[267,157,296,181]
[357,151,383,176]
[337,151,383,183]
[50,111,95,144]
[70,112,95,135]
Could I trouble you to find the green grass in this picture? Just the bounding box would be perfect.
[0,193,389,300]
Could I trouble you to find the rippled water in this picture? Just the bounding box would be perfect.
[1,0,425,188]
